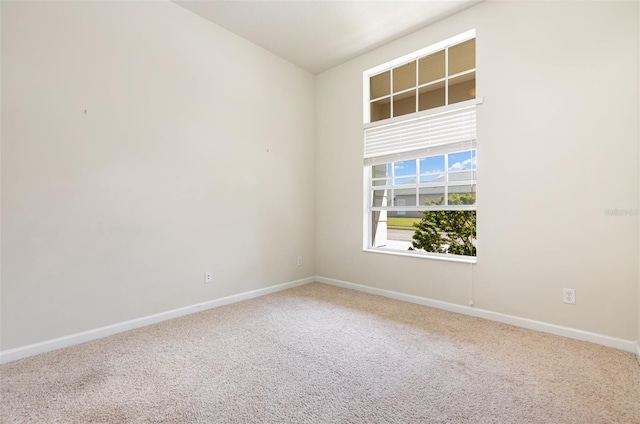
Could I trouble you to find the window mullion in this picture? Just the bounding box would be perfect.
[444,154,449,206]
[390,69,394,119]
[415,158,420,208]
[415,58,420,117]
[390,162,395,207]
[444,47,449,106]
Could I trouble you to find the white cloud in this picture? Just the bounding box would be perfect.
[449,157,476,171]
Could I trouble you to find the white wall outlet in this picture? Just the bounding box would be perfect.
[204,271,213,284]
[562,288,576,304]
[297,256,303,267]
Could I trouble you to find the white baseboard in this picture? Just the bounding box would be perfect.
[0,277,314,364]
[3,276,637,364]
[316,276,638,354]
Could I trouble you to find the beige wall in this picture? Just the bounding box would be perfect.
[316,1,639,340]
[0,1,316,350]
[1,0,639,353]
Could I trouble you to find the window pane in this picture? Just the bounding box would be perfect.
[372,189,388,207]
[448,185,476,205]
[448,39,475,75]
[448,72,476,105]
[370,71,390,99]
[418,81,445,111]
[393,61,416,93]
[419,155,445,174]
[420,174,445,183]
[394,177,415,185]
[370,97,390,122]
[419,50,445,84]
[392,90,416,117]
[381,211,416,250]
[371,210,388,248]
[393,188,417,207]
[394,160,416,177]
[449,171,477,182]
[448,150,476,171]
[419,155,445,182]
[372,163,389,177]
[419,186,445,206]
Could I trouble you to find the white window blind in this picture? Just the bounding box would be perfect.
[364,100,480,166]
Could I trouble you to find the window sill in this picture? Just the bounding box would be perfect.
[364,246,477,264]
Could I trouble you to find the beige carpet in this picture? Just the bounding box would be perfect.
[1,282,639,423]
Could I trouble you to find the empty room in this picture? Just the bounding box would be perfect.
[1,0,639,422]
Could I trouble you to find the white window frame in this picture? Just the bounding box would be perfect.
[362,30,479,263]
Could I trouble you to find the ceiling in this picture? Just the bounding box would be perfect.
[173,1,480,74]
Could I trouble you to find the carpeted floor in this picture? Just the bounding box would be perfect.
[1,282,639,423]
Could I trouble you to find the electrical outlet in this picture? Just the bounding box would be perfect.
[204,271,213,284]
[562,288,575,304]
[297,256,303,267]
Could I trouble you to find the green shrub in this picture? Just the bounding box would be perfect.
[409,193,476,256]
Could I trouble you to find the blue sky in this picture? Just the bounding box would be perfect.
[391,150,476,182]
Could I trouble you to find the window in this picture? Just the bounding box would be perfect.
[368,37,476,123]
[363,30,480,261]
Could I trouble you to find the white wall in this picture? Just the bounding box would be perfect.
[1,1,316,350]
[2,0,638,354]
[316,1,639,341]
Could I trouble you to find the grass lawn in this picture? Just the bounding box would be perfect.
[387,217,421,230]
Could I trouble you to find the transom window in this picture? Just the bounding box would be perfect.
[368,38,476,123]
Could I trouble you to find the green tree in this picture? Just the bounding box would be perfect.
[409,193,476,256]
